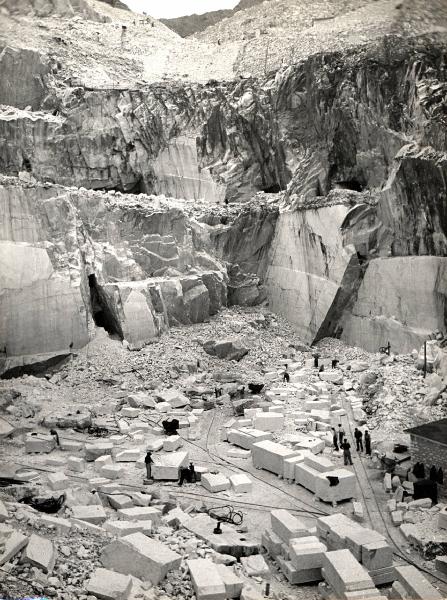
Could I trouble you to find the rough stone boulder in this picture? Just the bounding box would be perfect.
[0,417,14,440]
[203,338,249,361]
[0,388,20,410]
[85,567,133,600]
[100,532,182,584]
[42,412,92,429]
[155,389,190,408]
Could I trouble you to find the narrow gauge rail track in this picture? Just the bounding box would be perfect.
[343,398,447,590]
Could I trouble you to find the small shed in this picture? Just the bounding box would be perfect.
[405,418,447,477]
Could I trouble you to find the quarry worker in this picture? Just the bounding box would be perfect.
[331,427,339,452]
[354,428,364,452]
[364,430,371,456]
[313,352,320,368]
[144,450,154,480]
[337,424,345,445]
[177,462,197,485]
[50,428,60,447]
[189,462,196,483]
[121,25,127,48]
[430,465,438,482]
[178,466,191,486]
[341,438,353,465]
[283,366,290,383]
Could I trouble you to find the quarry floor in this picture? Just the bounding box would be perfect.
[0,306,446,598]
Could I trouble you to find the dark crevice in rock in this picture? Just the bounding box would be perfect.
[332,179,365,192]
[88,274,123,340]
[314,254,365,343]
[262,183,282,193]
[0,353,71,380]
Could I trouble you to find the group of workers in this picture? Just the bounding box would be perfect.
[331,424,372,465]
[282,355,340,384]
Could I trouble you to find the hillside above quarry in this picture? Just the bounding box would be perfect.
[160,0,268,38]
[0,0,447,375]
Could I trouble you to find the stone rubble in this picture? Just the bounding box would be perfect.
[0,309,446,600]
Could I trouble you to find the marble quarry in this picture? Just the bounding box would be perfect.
[0,19,446,372]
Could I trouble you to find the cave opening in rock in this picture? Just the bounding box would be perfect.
[88,274,123,339]
[22,157,32,172]
[262,183,282,193]
[95,177,144,195]
[356,251,367,264]
[335,180,365,192]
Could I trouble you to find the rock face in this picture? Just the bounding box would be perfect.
[339,257,447,353]
[203,338,250,361]
[0,178,228,375]
[0,20,446,364]
[0,47,49,111]
[264,203,359,344]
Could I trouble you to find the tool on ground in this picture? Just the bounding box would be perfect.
[19,493,66,514]
[207,504,244,534]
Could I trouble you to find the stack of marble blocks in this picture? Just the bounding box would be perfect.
[295,454,356,503]
[227,409,285,435]
[251,441,356,503]
[319,549,387,600]
[251,440,302,477]
[226,427,273,450]
[294,394,346,434]
[317,514,395,585]
[262,509,327,584]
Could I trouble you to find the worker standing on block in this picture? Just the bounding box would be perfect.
[121,24,127,48]
[331,427,339,451]
[50,428,60,447]
[283,365,290,383]
[337,423,345,445]
[364,429,372,456]
[144,450,153,481]
[341,438,353,465]
[354,428,364,452]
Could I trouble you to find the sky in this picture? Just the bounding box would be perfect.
[123,0,239,19]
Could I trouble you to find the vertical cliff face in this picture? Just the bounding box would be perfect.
[0,182,90,375]
[0,32,446,366]
[264,201,361,343]
[0,81,288,202]
[0,178,229,376]
[261,36,447,352]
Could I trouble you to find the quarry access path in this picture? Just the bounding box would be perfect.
[341,396,447,593]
